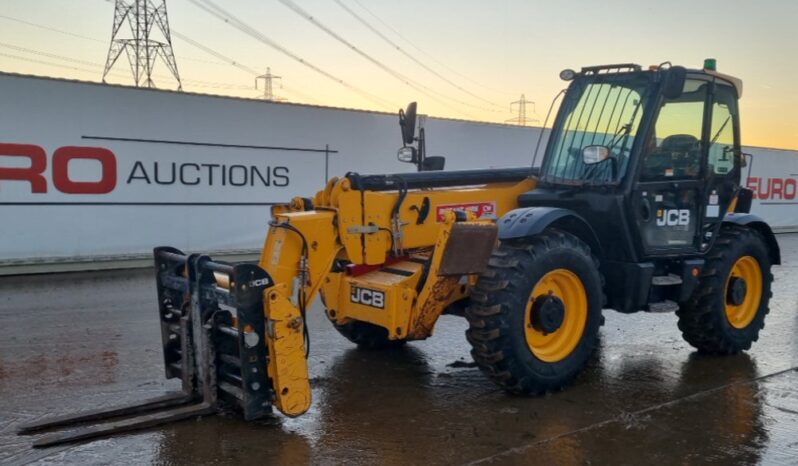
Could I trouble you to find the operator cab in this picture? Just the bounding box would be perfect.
[519,60,750,312]
[524,60,745,261]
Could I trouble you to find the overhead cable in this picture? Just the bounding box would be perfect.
[189,0,399,111]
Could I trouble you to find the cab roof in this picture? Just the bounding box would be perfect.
[574,62,743,98]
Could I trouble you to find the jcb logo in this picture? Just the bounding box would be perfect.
[248,278,272,288]
[656,209,690,226]
[350,286,385,309]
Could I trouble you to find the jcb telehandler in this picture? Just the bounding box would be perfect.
[21,60,780,447]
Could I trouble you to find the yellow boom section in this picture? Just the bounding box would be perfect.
[256,174,537,416]
[257,210,341,417]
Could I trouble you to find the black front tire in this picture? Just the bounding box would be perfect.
[465,230,604,394]
[677,226,773,354]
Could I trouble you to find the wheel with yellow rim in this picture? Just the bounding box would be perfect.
[677,226,773,354]
[466,229,604,394]
[525,269,589,363]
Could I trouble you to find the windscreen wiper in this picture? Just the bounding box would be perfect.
[607,95,645,151]
[710,115,732,145]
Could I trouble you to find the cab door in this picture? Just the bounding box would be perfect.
[632,78,710,256]
[699,83,741,244]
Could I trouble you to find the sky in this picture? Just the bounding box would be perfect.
[0,0,796,150]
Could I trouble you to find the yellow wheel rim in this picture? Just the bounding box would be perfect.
[524,269,588,362]
[725,256,763,329]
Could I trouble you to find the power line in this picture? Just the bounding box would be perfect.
[0,19,315,100]
[0,13,228,66]
[0,42,254,91]
[349,0,516,96]
[278,0,487,118]
[107,3,324,102]
[170,30,322,104]
[0,4,493,116]
[188,0,398,111]
[0,51,109,77]
[1,3,465,112]
[0,14,105,43]
[174,27,323,103]
[0,50,173,86]
[334,0,503,110]
[0,41,104,68]
[171,30,259,75]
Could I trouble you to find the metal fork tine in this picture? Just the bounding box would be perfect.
[32,402,216,448]
[17,392,194,435]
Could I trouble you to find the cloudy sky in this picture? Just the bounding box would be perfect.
[1,0,796,149]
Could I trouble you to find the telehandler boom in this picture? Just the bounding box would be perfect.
[20,60,780,447]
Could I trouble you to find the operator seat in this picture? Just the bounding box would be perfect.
[642,134,699,180]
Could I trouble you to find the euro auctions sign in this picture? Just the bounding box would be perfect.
[746,176,798,202]
[0,140,329,206]
[0,135,332,264]
[739,147,798,230]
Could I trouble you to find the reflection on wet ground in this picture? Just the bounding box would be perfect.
[1,234,797,465]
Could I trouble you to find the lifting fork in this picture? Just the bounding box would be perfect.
[17,248,274,448]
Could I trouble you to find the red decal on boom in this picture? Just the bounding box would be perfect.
[436,201,496,222]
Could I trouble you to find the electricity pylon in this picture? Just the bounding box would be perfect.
[103,0,182,90]
[506,94,538,126]
[256,68,282,101]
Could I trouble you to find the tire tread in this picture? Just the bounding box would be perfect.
[465,229,604,394]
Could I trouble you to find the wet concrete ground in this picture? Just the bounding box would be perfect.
[1,235,797,465]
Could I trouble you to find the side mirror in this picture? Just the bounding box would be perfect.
[740,151,751,168]
[421,156,445,171]
[661,66,686,99]
[583,145,611,165]
[397,146,417,163]
[399,102,417,145]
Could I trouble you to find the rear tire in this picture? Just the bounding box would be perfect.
[677,226,773,354]
[332,320,407,350]
[465,230,604,394]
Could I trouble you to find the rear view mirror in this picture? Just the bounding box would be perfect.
[582,145,611,165]
[397,146,417,163]
[662,66,686,99]
[741,151,751,168]
[421,156,445,171]
[399,102,417,145]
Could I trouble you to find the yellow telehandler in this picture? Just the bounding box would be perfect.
[20,60,780,447]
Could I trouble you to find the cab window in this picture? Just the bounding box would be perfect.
[542,75,651,185]
[708,85,738,176]
[640,79,709,181]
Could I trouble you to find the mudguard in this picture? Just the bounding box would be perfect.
[497,207,602,256]
[723,213,781,265]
